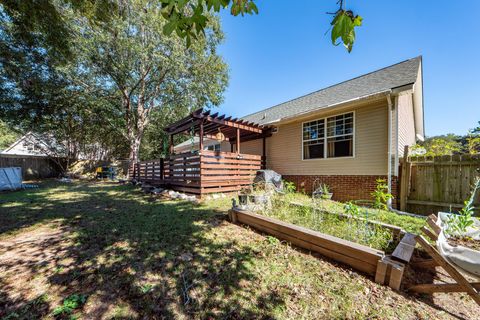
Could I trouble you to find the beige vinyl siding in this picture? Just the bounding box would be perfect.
[220,141,231,152]
[234,139,263,155]
[265,100,389,176]
[397,93,416,157]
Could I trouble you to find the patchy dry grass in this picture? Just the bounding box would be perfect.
[0,181,477,319]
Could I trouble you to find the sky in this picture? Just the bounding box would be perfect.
[216,0,480,137]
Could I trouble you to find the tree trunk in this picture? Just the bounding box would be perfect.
[129,135,142,163]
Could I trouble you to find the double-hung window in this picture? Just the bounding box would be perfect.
[303,112,354,159]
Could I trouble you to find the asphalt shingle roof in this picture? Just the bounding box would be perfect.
[241,57,421,125]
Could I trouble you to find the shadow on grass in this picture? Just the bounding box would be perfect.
[0,182,284,319]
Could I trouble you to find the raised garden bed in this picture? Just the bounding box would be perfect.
[261,199,404,253]
[229,208,384,276]
[229,206,414,291]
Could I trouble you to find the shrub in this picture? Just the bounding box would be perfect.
[283,180,296,193]
[343,201,360,218]
[445,177,479,236]
[371,179,393,210]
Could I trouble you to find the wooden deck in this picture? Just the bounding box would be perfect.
[129,150,262,195]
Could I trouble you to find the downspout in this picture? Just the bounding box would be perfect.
[386,94,393,207]
[385,94,425,219]
[395,96,399,177]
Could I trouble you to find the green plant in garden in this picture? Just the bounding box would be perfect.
[261,196,395,252]
[266,236,280,246]
[283,180,296,193]
[319,184,331,194]
[343,201,360,219]
[445,178,479,236]
[52,294,87,318]
[371,179,393,210]
[343,201,360,241]
[140,284,154,294]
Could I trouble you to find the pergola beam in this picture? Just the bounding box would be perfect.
[236,128,240,154]
[166,119,201,135]
[230,131,272,144]
[192,113,263,134]
[199,120,204,151]
[164,108,269,155]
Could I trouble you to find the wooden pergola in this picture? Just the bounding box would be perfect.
[164,108,271,155]
[129,108,271,195]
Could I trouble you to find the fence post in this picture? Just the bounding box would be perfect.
[400,145,410,211]
[160,158,164,181]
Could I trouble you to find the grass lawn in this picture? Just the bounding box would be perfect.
[0,181,477,319]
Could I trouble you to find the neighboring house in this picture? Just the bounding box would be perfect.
[176,57,424,203]
[0,132,56,157]
[1,132,108,160]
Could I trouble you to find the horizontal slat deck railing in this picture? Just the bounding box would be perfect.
[129,151,262,195]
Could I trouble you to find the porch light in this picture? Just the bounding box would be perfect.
[215,128,225,141]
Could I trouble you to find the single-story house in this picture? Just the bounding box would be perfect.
[1,132,53,157]
[1,132,109,160]
[172,56,424,202]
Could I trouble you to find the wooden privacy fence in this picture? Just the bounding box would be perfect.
[399,147,480,215]
[0,155,66,179]
[129,150,262,195]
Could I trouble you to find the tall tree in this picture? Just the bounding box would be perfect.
[468,121,480,154]
[66,0,228,161]
[1,0,363,53]
[0,120,19,150]
[412,134,464,156]
[140,108,185,160]
[0,4,128,164]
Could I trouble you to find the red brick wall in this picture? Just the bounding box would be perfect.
[283,175,399,208]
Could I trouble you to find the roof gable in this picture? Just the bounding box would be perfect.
[242,57,422,125]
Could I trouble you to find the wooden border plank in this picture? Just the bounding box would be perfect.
[375,259,388,284]
[426,215,441,235]
[391,233,416,263]
[237,213,378,275]
[409,283,480,294]
[233,209,384,269]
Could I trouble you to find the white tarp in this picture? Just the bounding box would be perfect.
[0,167,22,191]
[437,212,480,278]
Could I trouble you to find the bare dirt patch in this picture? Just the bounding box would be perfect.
[0,225,75,317]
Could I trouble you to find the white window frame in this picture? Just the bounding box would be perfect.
[302,111,355,161]
[204,143,221,152]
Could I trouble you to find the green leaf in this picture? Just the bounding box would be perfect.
[353,15,363,27]
[163,21,177,35]
[330,11,362,53]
